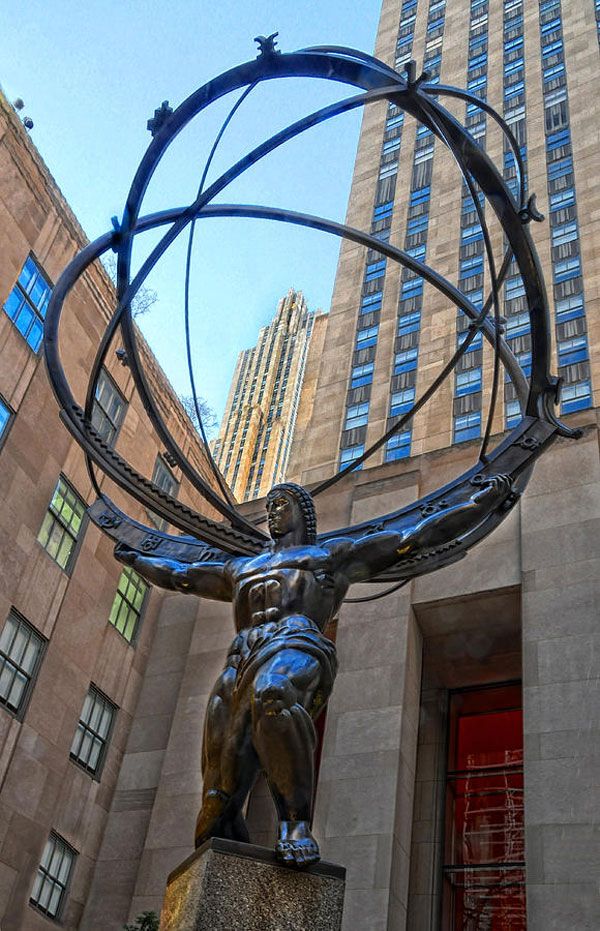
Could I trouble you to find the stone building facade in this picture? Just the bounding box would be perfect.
[0,90,221,929]
[212,289,324,502]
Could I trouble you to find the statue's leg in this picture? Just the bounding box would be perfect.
[250,648,327,866]
[195,664,259,847]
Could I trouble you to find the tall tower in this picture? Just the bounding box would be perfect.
[280,3,600,929]
[213,289,323,501]
[294,0,600,486]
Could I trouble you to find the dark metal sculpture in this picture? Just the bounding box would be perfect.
[114,476,511,864]
[43,41,580,866]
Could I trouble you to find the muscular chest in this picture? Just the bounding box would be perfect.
[232,549,336,625]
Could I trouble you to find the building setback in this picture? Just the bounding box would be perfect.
[212,289,324,502]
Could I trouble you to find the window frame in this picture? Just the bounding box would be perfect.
[148,455,180,531]
[91,367,127,446]
[0,610,46,720]
[37,475,87,575]
[2,254,52,353]
[108,567,150,645]
[0,394,15,451]
[70,684,118,780]
[30,832,77,921]
[442,682,525,928]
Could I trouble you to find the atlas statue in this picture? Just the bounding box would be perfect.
[115,476,510,865]
[43,41,580,868]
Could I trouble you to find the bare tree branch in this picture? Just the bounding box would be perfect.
[102,254,158,318]
[179,394,219,439]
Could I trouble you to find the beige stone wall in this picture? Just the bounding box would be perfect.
[0,90,220,929]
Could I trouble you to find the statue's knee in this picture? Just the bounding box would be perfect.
[212,666,236,703]
[252,673,295,717]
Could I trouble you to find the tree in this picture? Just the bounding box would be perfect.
[179,394,219,440]
[123,911,159,931]
[102,254,158,318]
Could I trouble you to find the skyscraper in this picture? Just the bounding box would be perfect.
[213,289,324,501]
[295,0,599,484]
[282,1,600,928]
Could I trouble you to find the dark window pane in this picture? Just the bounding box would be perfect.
[30,833,75,919]
[3,256,51,352]
[70,685,116,776]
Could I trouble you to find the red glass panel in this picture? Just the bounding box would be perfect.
[443,684,526,930]
[455,709,523,771]
[446,773,524,865]
[446,867,526,931]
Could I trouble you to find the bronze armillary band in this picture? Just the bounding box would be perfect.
[43,44,580,576]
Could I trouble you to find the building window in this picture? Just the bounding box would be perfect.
[70,685,116,777]
[91,369,126,445]
[340,444,364,468]
[3,255,51,352]
[442,683,525,929]
[30,833,76,920]
[109,567,148,643]
[390,387,416,417]
[350,362,374,389]
[505,397,521,428]
[394,348,418,375]
[454,410,481,444]
[385,430,411,461]
[37,477,86,572]
[561,378,591,414]
[149,456,179,531]
[0,611,45,716]
[344,402,369,431]
[355,325,379,351]
[0,396,14,447]
[456,367,482,396]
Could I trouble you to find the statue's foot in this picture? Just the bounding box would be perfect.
[195,789,251,848]
[195,789,230,848]
[275,820,320,868]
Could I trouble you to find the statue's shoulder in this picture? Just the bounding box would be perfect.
[229,549,272,578]
[320,536,354,562]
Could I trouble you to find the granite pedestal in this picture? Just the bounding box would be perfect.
[160,838,346,931]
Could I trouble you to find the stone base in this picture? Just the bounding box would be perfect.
[159,838,346,931]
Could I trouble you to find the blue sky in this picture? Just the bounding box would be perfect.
[0,1,382,423]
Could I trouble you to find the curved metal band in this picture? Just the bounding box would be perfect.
[43,45,572,554]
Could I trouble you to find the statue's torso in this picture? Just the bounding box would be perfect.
[228,545,345,632]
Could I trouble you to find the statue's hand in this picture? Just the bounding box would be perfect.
[114,541,137,566]
[473,473,512,505]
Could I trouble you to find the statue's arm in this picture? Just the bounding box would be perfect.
[114,543,233,601]
[335,475,512,582]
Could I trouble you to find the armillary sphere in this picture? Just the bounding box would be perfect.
[43,39,581,592]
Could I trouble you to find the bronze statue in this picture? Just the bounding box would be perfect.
[115,475,511,867]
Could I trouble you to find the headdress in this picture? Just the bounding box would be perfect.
[267,483,317,545]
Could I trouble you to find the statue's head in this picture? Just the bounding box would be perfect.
[266,483,317,545]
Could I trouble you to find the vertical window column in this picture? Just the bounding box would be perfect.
[384,0,447,463]
[339,0,420,469]
[502,0,529,428]
[453,1,488,444]
[538,0,592,414]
